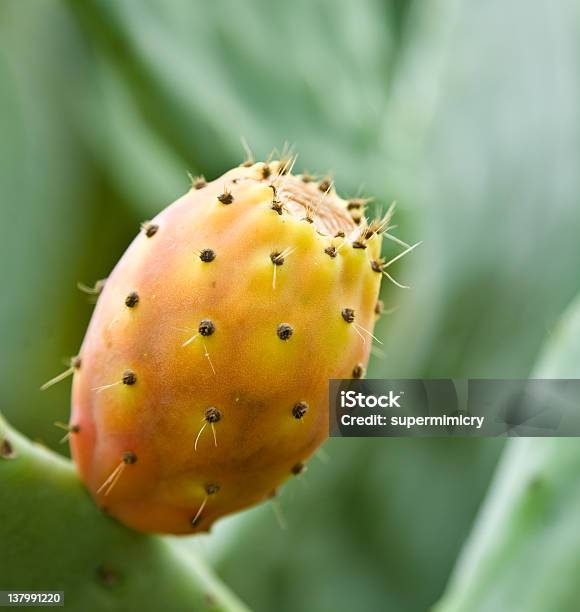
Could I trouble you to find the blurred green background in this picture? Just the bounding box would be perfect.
[2,1,580,611]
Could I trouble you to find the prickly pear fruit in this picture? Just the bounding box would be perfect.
[70,160,389,534]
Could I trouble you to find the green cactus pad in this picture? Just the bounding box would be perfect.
[0,413,249,612]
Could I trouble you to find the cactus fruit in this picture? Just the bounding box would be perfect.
[67,159,397,534]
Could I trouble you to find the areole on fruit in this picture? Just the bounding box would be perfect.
[39,157,417,534]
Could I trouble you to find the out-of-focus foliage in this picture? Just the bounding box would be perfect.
[381,0,580,378]
[0,1,141,449]
[211,438,501,612]
[1,0,579,610]
[67,0,403,205]
[435,294,580,612]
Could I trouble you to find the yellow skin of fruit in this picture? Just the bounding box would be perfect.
[70,161,383,534]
